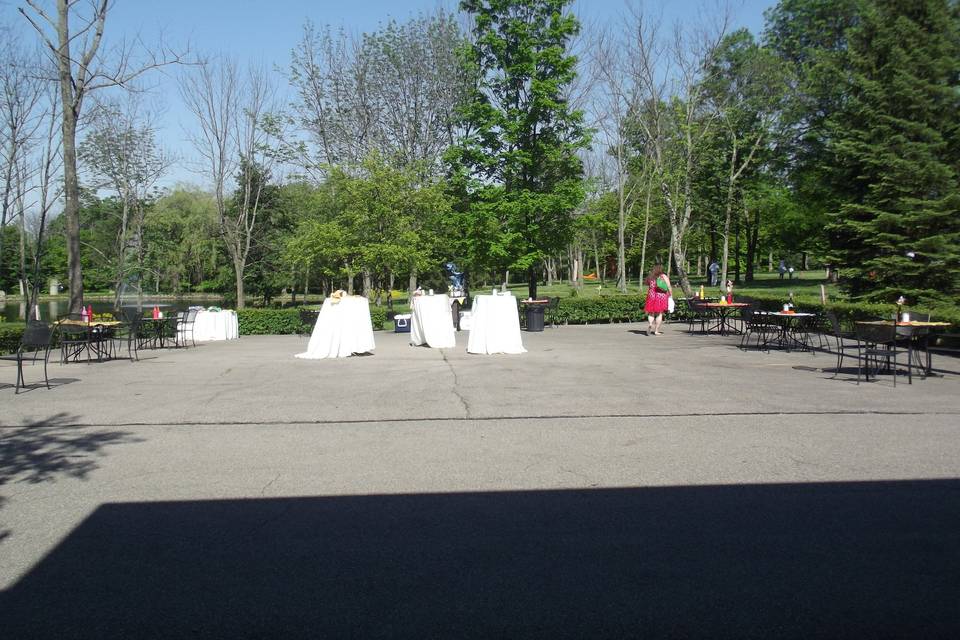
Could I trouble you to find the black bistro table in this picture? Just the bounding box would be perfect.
[855,320,952,383]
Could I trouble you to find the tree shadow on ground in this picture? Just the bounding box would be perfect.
[0,413,140,486]
[2,480,958,639]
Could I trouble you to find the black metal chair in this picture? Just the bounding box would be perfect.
[173,309,199,348]
[112,315,142,361]
[299,309,320,337]
[739,307,775,351]
[825,311,857,377]
[545,297,561,328]
[1,321,53,393]
[855,322,900,386]
[686,299,709,333]
[57,313,91,364]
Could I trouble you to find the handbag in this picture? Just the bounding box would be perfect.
[656,276,669,292]
[667,295,675,313]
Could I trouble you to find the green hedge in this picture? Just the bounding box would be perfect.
[0,322,24,355]
[530,292,960,331]
[237,305,387,335]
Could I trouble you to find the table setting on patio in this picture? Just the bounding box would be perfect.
[295,291,375,359]
[409,291,456,349]
[466,290,526,355]
[190,308,239,342]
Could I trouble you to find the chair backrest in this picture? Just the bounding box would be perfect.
[855,321,896,345]
[186,309,199,322]
[908,312,930,322]
[21,322,52,349]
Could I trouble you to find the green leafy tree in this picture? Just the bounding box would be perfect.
[825,0,960,304]
[451,0,589,299]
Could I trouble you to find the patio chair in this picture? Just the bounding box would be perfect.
[176,309,199,347]
[1,321,53,393]
[825,311,857,377]
[57,313,91,364]
[739,307,774,351]
[299,309,320,337]
[686,299,709,333]
[545,297,561,328]
[855,322,899,386]
[112,315,142,361]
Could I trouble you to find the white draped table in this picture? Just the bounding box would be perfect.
[190,309,239,342]
[466,293,526,355]
[295,296,375,359]
[410,294,456,348]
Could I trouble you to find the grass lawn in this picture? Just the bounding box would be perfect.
[499,269,841,301]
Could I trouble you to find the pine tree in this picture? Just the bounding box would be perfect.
[826,0,960,305]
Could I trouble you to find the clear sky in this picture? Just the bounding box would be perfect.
[2,0,777,188]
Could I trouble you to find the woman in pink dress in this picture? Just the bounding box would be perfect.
[644,264,672,335]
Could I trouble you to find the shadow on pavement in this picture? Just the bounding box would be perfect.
[2,479,959,638]
[0,413,139,485]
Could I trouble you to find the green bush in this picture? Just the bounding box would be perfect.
[547,295,648,324]
[237,304,387,335]
[0,322,24,355]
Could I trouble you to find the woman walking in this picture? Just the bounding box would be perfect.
[644,264,672,335]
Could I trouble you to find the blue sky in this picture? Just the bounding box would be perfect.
[2,0,777,188]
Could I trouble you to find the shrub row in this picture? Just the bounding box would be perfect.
[0,322,23,355]
[236,305,387,335]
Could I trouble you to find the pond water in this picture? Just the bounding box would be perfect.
[0,298,224,323]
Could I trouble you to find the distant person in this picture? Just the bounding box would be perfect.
[708,260,720,286]
[778,259,787,280]
[644,264,672,336]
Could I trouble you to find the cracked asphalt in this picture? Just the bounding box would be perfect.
[2,323,959,638]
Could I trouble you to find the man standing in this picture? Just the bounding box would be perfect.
[708,260,720,286]
[778,259,787,280]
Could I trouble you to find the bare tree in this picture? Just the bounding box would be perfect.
[19,0,186,313]
[180,57,277,309]
[79,93,172,308]
[628,5,729,297]
[0,31,46,292]
[588,21,643,292]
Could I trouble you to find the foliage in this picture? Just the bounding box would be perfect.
[237,304,386,335]
[824,0,960,305]
[451,0,589,299]
[0,322,23,355]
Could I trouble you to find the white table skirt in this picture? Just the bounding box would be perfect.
[410,294,456,348]
[189,310,238,342]
[296,296,375,359]
[466,294,526,355]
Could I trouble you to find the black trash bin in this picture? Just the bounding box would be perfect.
[525,304,545,332]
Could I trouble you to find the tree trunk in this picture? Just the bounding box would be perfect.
[720,185,733,290]
[744,198,760,282]
[362,269,371,298]
[233,255,245,309]
[733,205,741,283]
[408,266,417,301]
[616,198,627,293]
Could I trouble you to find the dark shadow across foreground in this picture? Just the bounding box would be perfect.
[2,480,959,639]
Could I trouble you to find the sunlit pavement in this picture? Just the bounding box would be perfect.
[2,324,959,637]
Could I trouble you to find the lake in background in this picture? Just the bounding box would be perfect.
[0,298,224,323]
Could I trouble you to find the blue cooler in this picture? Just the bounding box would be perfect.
[394,313,411,333]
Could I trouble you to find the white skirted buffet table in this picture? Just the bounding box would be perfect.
[466,293,526,355]
[296,296,375,359]
[410,294,456,348]
[191,309,239,342]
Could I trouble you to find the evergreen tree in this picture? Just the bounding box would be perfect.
[450,0,588,299]
[826,0,960,304]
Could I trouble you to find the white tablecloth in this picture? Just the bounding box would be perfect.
[296,296,375,359]
[410,294,456,348]
[466,294,526,355]
[190,309,239,342]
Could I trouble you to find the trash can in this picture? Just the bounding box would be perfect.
[525,305,545,332]
[394,313,411,333]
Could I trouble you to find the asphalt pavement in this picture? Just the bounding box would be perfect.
[2,323,959,638]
